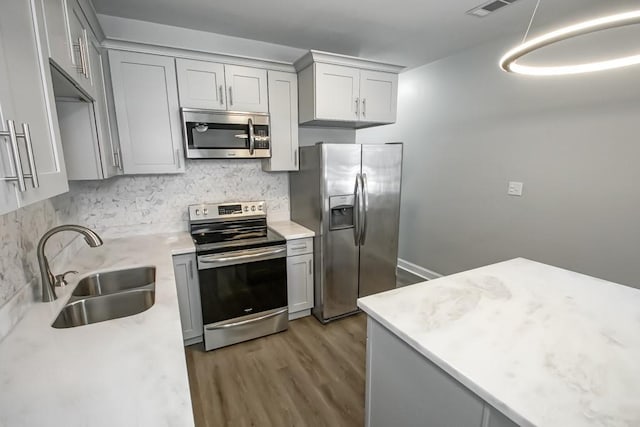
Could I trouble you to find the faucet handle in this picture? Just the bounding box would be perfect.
[54,270,78,287]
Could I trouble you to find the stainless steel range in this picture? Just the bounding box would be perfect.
[189,201,288,351]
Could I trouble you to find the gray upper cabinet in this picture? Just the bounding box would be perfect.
[176,58,226,110]
[224,65,268,113]
[262,71,299,172]
[41,0,95,98]
[295,50,403,128]
[0,0,69,215]
[109,50,185,174]
[176,59,268,113]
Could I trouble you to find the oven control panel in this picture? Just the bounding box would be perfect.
[189,201,265,221]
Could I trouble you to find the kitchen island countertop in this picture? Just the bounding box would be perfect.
[0,232,195,427]
[358,258,640,427]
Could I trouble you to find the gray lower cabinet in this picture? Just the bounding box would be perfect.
[172,253,203,346]
[285,238,314,319]
[366,317,519,427]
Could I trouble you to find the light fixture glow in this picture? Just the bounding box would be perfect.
[500,9,640,76]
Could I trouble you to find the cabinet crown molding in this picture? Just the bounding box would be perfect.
[293,50,405,73]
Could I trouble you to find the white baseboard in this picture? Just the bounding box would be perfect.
[397,258,442,280]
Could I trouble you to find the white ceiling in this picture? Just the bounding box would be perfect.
[92,0,639,68]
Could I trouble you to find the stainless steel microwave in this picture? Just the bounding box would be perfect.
[181,108,270,159]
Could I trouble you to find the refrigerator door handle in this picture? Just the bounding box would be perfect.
[360,173,369,245]
[353,173,361,246]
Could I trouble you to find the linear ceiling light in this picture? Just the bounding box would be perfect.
[500,9,640,76]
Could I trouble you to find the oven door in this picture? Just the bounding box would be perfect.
[182,109,270,159]
[197,245,288,350]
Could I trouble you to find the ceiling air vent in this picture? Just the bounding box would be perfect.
[466,0,519,17]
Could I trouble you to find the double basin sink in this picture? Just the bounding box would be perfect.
[52,266,156,329]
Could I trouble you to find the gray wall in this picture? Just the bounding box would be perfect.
[357,37,640,288]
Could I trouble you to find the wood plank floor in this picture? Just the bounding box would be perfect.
[185,313,367,427]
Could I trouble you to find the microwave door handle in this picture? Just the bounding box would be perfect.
[248,118,255,155]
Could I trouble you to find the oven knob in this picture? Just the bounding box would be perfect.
[244,206,249,212]
[251,205,256,211]
[203,208,208,215]
[195,209,200,216]
[258,205,263,211]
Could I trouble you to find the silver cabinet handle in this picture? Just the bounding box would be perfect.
[308,259,312,275]
[355,98,359,116]
[73,38,83,74]
[206,308,287,330]
[219,85,224,105]
[75,37,88,77]
[290,245,306,250]
[1,120,27,192]
[228,86,233,106]
[175,148,181,169]
[234,134,249,139]
[360,173,369,245]
[294,149,298,167]
[188,260,194,280]
[362,98,367,118]
[113,150,119,168]
[21,123,39,188]
[116,151,123,171]
[248,117,255,155]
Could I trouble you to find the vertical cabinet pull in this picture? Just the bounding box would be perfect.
[219,85,224,105]
[354,98,359,116]
[189,260,194,280]
[175,149,182,169]
[113,151,119,168]
[294,149,298,167]
[1,120,27,192]
[228,87,233,106]
[362,98,367,118]
[308,259,312,275]
[21,123,39,188]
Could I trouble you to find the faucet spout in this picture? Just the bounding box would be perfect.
[37,225,103,302]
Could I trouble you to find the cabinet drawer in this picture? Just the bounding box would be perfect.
[287,238,313,256]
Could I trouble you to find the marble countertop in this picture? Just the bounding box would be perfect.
[358,258,640,427]
[0,232,196,427]
[268,220,315,240]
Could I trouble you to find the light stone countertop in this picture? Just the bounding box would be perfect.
[0,232,196,427]
[268,220,315,240]
[357,258,640,427]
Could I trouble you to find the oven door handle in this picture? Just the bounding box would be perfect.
[199,246,286,265]
[206,308,288,330]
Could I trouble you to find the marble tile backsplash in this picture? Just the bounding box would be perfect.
[0,192,78,339]
[66,159,290,237]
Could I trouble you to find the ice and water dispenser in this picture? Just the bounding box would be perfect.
[329,195,355,230]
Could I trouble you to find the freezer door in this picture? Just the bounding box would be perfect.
[359,143,403,298]
[319,143,362,320]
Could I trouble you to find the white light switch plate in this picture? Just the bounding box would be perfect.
[508,181,523,196]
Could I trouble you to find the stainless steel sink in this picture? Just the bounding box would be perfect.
[72,266,156,297]
[52,289,155,329]
[52,266,157,329]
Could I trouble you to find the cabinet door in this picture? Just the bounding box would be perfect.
[262,71,298,172]
[173,254,203,344]
[314,63,360,121]
[40,0,76,78]
[66,0,93,96]
[1,0,68,208]
[359,70,398,124]
[287,253,314,313]
[176,58,226,110]
[109,50,185,174]
[224,65,268,113]
[0,40,19,215]
[87,34,120,178]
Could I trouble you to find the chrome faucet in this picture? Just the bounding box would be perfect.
[37,225,103,302]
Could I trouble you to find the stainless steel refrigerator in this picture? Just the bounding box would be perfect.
[289,142,403,323]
